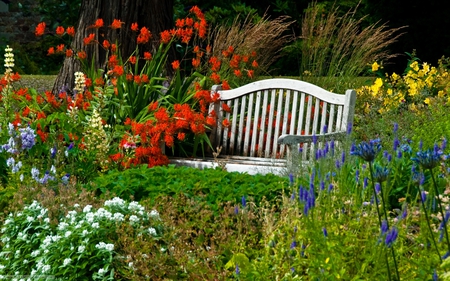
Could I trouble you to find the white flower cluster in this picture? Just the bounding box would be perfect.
[73,71,86,93]
[95,242,115,252]
[0,198,162,278]
[4,45,14,72]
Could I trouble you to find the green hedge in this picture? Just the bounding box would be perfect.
[87,165,289,209]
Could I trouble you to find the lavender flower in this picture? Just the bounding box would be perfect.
[241,196,246,208]
[385,227,398,247]
[381,220,388,234]
[322,227,328,237]
[19,126,36,150]
[31,167,40,181]
[289,173,294,185]
[61,173,70,184]
[290,240,297,249]
[50,146,57,158]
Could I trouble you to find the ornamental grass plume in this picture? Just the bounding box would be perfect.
[209,13,293,76]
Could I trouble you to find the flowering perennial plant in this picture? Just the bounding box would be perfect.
[0,197,163,280]
[358,55,450,114]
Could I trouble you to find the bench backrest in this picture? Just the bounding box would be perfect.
[209,78,356,159]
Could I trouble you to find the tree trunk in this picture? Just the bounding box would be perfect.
[52,0,174,94]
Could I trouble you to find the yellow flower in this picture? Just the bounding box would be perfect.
[391,72,400,81]
[372,62,380,72]
[438,90,445,98]
[424,97,431,105]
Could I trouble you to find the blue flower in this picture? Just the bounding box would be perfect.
[373,165,389,183]
[19,126,36,150]
[350,139,382,162]
[289,173,294,185]
[385,227,398,247]
[241,196,246,208]
[234,205,239,215]
[235,264,240,275]
[290,240,297,249]
[322,227,328,237]
[412,144,444,169]
[61,173,70,184]
[381,220,388,234]
[50,146,57,158]
[433,269,438,281]
[421,190,427,203]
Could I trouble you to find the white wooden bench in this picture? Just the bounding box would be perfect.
[170,78,356,175]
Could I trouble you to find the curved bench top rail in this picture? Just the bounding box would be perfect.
[216,78,348,104]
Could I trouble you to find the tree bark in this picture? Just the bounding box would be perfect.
[52,0,174,94]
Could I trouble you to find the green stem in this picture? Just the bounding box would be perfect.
[420,191,442,262]
[368,162,392,281]
[378,181,400,281]
[429,168,450,254]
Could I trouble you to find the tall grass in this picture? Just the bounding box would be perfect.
[296,2,405,90]
[209,13,294,76]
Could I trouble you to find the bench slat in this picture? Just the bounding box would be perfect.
[279,89,291,158]
[258,90,269,157]
[229,99,239,155]
[243,93,254,156]
[237,95,246,155]
[250,91,262,157]
[272,90,284,158]
[265,89,277,158]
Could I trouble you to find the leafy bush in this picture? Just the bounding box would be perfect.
[0,197,163,280]
[87,165,288,209]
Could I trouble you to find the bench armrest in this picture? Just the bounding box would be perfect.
[278,132,347,145]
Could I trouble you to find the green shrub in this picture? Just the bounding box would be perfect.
[0,197,163,280]
[87,165,288,210]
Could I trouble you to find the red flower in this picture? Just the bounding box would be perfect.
[222,80,230,90]
[56,44,65,53]
[110,19,123,29]
[129,56,137,64]
[131,22,139,31]
[210,73,221,84]
[95,77,105,86]
[22,106,30,117]
[65,49,73,57]
[66,26,75,36]
[137,27,151,44]
[252,60,259,68]
[233,69,242,77]
[171,60,180,70]
[56,26,65,36]
[77,51,87,60]
[83,33,95,45]
[108,55,119,67]
[247,69,254,79]
[35,22,46,36]
[160,30,171,44]
[177,132,186,141]
[110,153,123,162]
[112,65,124,76]
[144,52,152,60]
[192,58,200,68]
[47,47,55,56]
[222,103,231,113]
[102,40,110,49]
[92,18,104,29]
